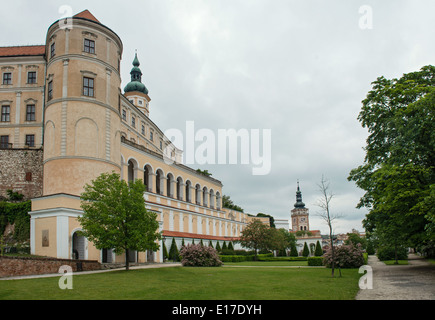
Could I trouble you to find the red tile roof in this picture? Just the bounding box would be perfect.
[0,45,45,57]
[73,10,100,23]
[163,230,240,242]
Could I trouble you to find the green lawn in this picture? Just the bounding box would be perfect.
[0,266,361,300]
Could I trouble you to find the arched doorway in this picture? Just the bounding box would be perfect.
[72,231,85,260]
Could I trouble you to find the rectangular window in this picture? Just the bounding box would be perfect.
[26,104,36,121]
[25,172,32,182]
[141,124,145,135]
[25,134,35,147]
[150,131,153,141]
[84,39,95,54]
[122,109,126,121]
[47,81,53,101]
[27,71,37,84]
[2,73,12,85]
[83,77,94,97]
[0,135,9,149]
[50,42,55,58]
[131,116,136,128]
[1,105,10,122]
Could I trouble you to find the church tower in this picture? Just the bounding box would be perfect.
[291,181,310,231]
[123,52,151,117]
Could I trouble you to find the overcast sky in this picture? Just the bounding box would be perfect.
[3,0,434,234]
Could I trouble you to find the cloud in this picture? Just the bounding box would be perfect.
[3,0,434,235]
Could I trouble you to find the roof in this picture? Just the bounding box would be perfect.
[0,45,45,57]
[163,230,240,242]
[73,10,100,23]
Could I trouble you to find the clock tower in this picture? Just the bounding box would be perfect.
[291,181,310,231]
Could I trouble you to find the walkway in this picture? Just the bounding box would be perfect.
[356,254,435,300]
[0,262,182,280]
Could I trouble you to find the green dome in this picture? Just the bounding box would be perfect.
[124,81,148,94]
[124,52,149,95]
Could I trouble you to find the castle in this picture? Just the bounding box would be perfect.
[0,10,256,263]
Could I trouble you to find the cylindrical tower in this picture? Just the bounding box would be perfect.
[43,11,123,196]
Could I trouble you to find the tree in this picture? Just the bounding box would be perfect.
[79,172,161,270]
[239,220,273,260]
[314,240,323,256]
[302,242,310,257]
[169,238,180,262]
[222,195,244,212]
[348,66,435,256]
[315,175,342,277]
[289,242,298,257]
[256,213,276,228]
[274,228,296,256]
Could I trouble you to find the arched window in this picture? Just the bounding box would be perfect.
[185,180,192,203]
[216,191,221,210]
[143,165,152,192]
[176,177,183,201]
[166,173,174,198]
[202,186,208,207]
[127,160,135,183]
[195,184,201,205]
[156,169,164,195]
[209,189,215,209]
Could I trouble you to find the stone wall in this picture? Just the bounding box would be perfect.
[0,256,101,278]
[0,148,43,200]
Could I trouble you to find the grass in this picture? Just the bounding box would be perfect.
[0,266,361,300]
[223,260,309,267]
[382,260,409,265]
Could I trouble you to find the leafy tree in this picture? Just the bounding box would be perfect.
[222,195,244,212]
[348,66,435,255]
[345,232,367,249]
[239,220,274,260]
[256,213,275,228]
[274,228,296,256]
[79,172,161,270]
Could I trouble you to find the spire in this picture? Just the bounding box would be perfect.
[124,52,148,95]
[294,180,305,208]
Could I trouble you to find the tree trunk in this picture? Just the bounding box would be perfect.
[330,232,335,277]
[125,248,130,271]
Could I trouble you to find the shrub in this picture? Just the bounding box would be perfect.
[180,244,222,267]
[289,243,298,257]
[323,243,365,268]
[168,238,180,262]
[302,242,309,257]
[307,257,324,266]
[314,241,323,256]
[377,246,408,261]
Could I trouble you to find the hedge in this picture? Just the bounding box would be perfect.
[307,257,324,266]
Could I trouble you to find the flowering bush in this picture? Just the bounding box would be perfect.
[323,243,364,268]
[179,244,222,267]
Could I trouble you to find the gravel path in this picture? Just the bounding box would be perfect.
[356,254,435,300]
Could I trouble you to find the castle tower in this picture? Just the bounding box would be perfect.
[123,52,151,117]
[291,181,310,231]
[30,10,123,259]
[42,10,123,196]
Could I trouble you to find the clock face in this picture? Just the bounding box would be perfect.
[301,217,306,222]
